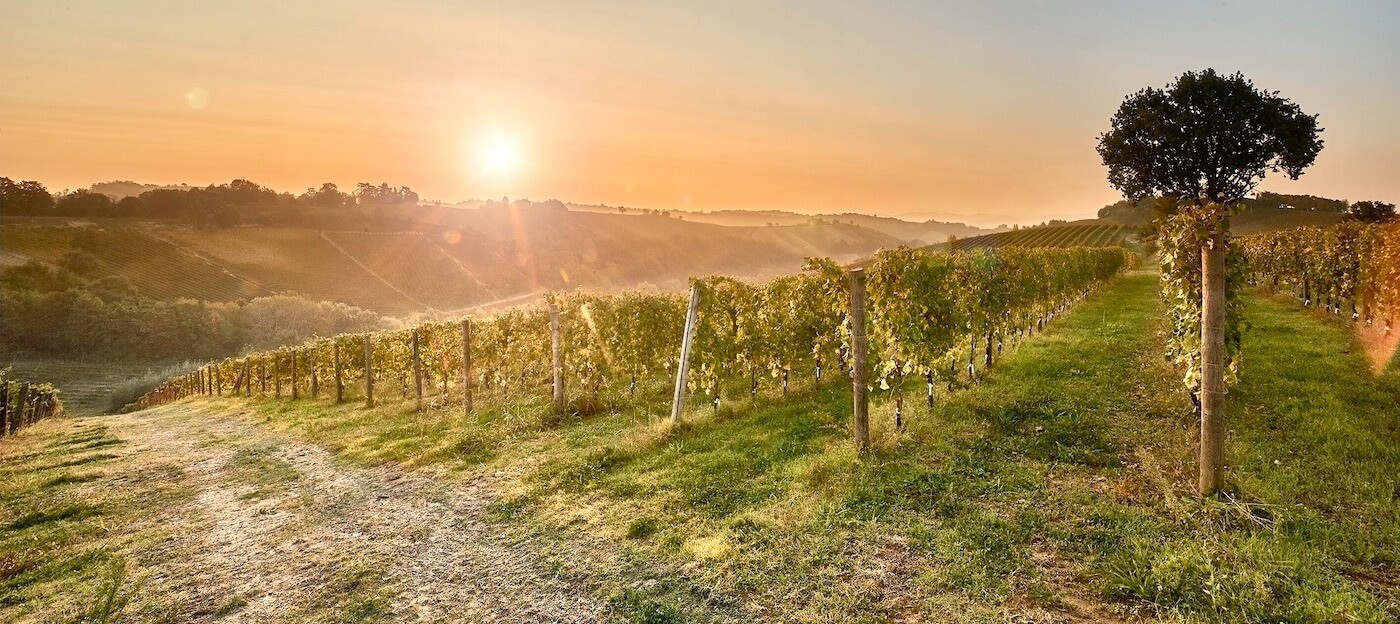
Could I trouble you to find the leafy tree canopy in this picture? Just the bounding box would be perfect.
[1098,69,1323,207]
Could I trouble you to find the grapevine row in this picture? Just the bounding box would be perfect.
[0,377,63,437]
[1240,221,1400,329]
[130,247,1135,416]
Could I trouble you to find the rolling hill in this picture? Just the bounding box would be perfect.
[0,208,900,316]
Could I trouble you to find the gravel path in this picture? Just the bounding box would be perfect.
[104,403,609,623]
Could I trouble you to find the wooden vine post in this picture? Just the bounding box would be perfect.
[549,304,565,415]
[215,364,222,396]
[670,284,701,424]
[243,358,252,397]
[363,334,374,407]
[411,329,424,412]
[259,356,267,394]
[333,341,344,403]
[274,352,282,397]
[310,345,319,399]
[0,380,9,437]
[291,348,299,400]
[14,383,30,436]
[461,319,473,414]
[1199,230,1227,494]
[849,268,870,453]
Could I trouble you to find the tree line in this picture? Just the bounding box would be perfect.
[0,178,423,229]
[0,261,388,362]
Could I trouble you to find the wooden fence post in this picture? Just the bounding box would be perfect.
[216,365,222,396]
[549,304,565,414]
[14,383,30,436]
[850,268,870,453]
[334,341,344,403]
[291,348,299,400]
[461,319,473,414]
[363,334,374,407]
[412,329,424,412]
[274,352,282,397]
[245,358,252,397]
[259,357,267,394]
[670,284,701,424]
[310,345,319,399]
[0,381,9,438]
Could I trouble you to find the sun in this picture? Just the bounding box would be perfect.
[477,136,522,177]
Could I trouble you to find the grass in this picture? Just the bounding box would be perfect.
[198,272,1400,621]
[0,421,190,621]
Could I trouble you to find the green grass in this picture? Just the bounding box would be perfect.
[0,422,189,621]
[227,272,1399,622]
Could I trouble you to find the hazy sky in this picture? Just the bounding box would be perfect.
[2,1,1397,226]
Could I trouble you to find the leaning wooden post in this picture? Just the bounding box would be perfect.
[291,348,300,400]
[670,283,701,424]
[363,334,375,407]
[549,304,565,414]
[333,341,344,403]
[461,319,473,414]
[411,329,424,412]
[850,268,870,454]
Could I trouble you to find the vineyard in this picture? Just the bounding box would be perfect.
[935,224,1131,252]
[0,377,62,437]
[1240,220,1400,328]
[130,247,1135,437]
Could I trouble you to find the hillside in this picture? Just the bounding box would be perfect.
[928,223,1133,252]
[0,210,900,315]
[567,205,1001,246]
[928,205,1350,254]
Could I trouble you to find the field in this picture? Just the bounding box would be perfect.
[0,221,263,302]
[4,272,1395,623]
[936,223,1132,252]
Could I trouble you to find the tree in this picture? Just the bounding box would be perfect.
[1348,200,1395,223]
[1098,69,1322,496]
[0,178,55,215]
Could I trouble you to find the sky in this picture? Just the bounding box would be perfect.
[2,1,1397,227]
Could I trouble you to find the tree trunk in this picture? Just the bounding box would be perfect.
[1199,229,1227,496]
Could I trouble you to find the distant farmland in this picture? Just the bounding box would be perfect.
[933,223,1132,252]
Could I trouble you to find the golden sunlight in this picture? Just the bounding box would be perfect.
[475,134,523,178]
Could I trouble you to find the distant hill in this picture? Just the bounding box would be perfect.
[568,206,1001,246]
[0,208,900,316]
[87,180,194,198]
[1097,193,1352,232]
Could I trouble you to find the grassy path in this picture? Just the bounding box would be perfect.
[2,273,1394,623]
[0,404,617,622]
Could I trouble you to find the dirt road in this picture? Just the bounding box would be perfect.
[100,403,609,623]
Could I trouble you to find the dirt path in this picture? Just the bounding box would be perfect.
[102,402,609,623]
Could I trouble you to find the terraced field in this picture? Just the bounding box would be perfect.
[0,220,263,301]
[321,231,491,311]
[935,223,1131,252]
[161,228,421,314]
